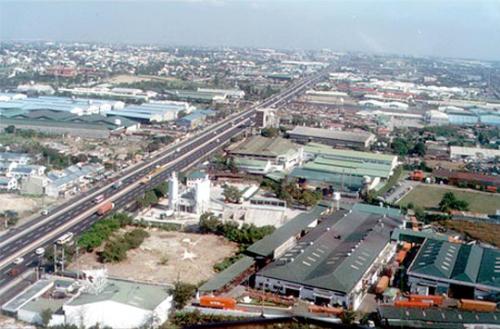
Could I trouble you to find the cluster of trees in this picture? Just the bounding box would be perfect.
[199,212,274,249]
[210,154,238,172]
[213,254,243,272]
[222,185,243,203]
[168,281,198,310]
[0,210,19,228]
[260,127,280,138]
[100,228,149,263]
[146,135,175,153]
[391,137,425,157]
[439,192,469,212]
[136,182,168,209]
[78,213,132,252]
[261,178,322,208]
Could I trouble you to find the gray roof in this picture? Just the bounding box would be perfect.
[67,279,169,311]
[199,256,255,292]
[289,126,374,143]
[408,238,500,290]
[246,204,329,258]
[258,207,403,294]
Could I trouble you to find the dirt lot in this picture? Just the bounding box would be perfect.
[0,315,35,329]
[69,229,238,285]
[0,194,54,218]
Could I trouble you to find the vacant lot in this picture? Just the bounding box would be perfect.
[398,185,500,214]
[439,220,500,247]
[0,194,54,218]
[69,229,238,285]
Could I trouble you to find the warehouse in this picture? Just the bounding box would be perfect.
[106,101,193,123]
[290,143,398,192]
[288,126,375,149]
[407,238,500,299]
[449,146,500,161]
[433,168,500,189]
[165,89,226,103]
[176,109,215,129]
[254,203,403,310]
[0,110,139,138]
[228,136,304,174]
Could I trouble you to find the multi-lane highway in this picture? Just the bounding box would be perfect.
[0,68,328,296]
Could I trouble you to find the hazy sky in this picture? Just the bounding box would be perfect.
[1,0,500,60]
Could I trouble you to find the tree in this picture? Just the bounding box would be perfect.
[439,192,469,212]
[412,142,426,157]
[169,281,197,309]
[341,309,357,325]
[260,127,279,138]
[222,185,242,203]
[199,212,221,233]
[391,137,411,156]
[153,182,168,198]
[41,308,53,328]
[4,125,16,134]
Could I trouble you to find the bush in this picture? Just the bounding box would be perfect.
[78,213,132,251]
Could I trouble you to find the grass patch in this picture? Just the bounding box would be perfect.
[398,185,500,214]
[439,220,500,247]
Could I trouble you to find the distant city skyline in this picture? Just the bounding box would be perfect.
[1,0,500,61]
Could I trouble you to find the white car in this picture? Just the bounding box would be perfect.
[41,209,49,216]
[13,257,24,265]
[35,248,45,256]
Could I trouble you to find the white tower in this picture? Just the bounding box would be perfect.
[194,174,210,215]
[333,192,341,211]
[168,172,179,212]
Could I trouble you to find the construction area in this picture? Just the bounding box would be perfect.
[68,229,238,285]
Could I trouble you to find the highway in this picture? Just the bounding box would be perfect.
[0,68,328,296]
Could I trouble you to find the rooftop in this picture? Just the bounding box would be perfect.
[289,126,375,143]
[258,205,403,294]
[199,256,255,292]
[304,142,397,164]
[408,238,500,290]
[230,136,300,158]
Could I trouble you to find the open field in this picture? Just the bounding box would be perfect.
[439,220,500,247]
[0,194,54,217]
[105,74,177,85]
[69,229,238,285]
[398,184,500,214]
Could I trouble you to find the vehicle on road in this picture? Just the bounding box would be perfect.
[41,209,49,216]
[94,194,105,203]
[112,181,123,189]
[13,257,24,265]
[56,232,74,245]
[35,247,45,256]
[97,202,114,216]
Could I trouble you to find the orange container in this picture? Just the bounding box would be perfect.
[394,300,432,309]
[308,305,343,316]
[458,299,497,312]
[396,250,407,264]
[199,296,237,310]
[408,295,444,305]
[97,202,114,216]
[375,276,389,294]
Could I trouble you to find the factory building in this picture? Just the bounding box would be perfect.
[359,100,409,111]
[0,110,139,139]
[228,136,304,174]
[407,238,500,299]
[288,126,375,150]
[197,88,245,100]
[165,89,227,103]
[107,101,194,123]
[253,203,404,310]
[449,146,500,161]
[303,90,349,104]
[176,109,215,129]
[255,108,278,128]
[290,143,398,192]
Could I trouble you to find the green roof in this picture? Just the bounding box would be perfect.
[379,305,500,328]
[67,279,170,311]
[290,167,365,190]
[408,238,500,289]
[257,206,403,294]
[247,204,329,258]
[231,136,300,158]
[234,158,270,170]
[304,142,396,164]
[391,228,451,244]
[199,256,255,292]
[187,170,207,180]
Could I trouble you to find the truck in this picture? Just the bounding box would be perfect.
[97,202,114,216]
[458,299,497,312]
[199,296,237,310]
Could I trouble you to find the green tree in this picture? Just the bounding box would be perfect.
[4,125,16,134]
[41,308,53,328]
[412,142,426,157]
[260,127,279,138]
[439,192,469,212]
[391,137,411,156]
[199,212,221,233]
[169,281,197,309]
[222,185,242,203]
[153,182,168,198]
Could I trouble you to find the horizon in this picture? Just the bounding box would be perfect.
[1,0,499,61]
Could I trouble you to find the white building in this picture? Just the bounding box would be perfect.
[0,176,18,190]
[450,146,500,161]
[425,110,449,126]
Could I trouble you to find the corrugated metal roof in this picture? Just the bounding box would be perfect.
[199,256,255,292]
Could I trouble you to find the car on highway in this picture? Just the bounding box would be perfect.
[35,247,45,256]
[13,257,24,265]
[41,209,49,216]
[112,180,123,189]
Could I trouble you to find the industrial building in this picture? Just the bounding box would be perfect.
[433,168,500,190]
[290,143,398,192]
[2,272,172,329]
[407,238,500,299]
[176,109,215,129]
[106,100,194,123]
[228,136,304,174]
[303,90,349,104]
[253,203,404,310]
[449,146,500,161]
[165,89,227,103]
[197,88,245,100]
[0,109,139,138]
[288,126,376,149]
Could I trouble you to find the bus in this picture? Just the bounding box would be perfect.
[56,232,74,245]
[94,194,105,203]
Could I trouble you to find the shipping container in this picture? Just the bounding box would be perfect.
[97,202,114,216]
[199,296,237,310]
[308,305,343,316]
[458,299,497,312]
[408,295,444,305]
[394,300,432,309]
